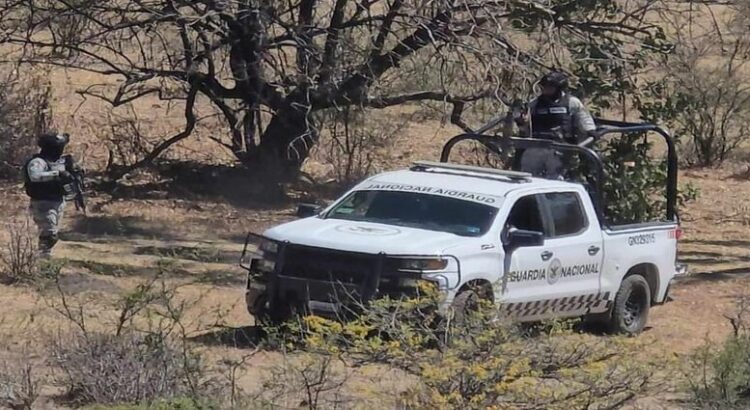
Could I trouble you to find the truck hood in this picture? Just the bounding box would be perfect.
[263,217,473,255]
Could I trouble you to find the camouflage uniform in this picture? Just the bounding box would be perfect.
[517,93,597,179]
[24,145,74,257]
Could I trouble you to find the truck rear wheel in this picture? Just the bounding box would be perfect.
[609,274,651,335]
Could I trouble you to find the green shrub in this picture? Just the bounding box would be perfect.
[598,133,698,225]
[271,285,663,409]
[82,397,218,410]
[686,298,750,408]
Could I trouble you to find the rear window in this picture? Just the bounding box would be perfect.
[545,192,587,237]
[325,190,498,237]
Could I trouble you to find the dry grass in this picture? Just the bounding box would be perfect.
[0,360,39,410]
[0,12,748,402]
[0,218,39,286]
[2,126,748,406]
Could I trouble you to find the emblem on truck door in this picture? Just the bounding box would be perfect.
[547,258,562,285]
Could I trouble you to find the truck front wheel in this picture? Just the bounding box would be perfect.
[451,283,493,325]
[610,274,651,335]
[451,290,480,325]
[250,295,295,327]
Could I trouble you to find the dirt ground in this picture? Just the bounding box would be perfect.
[2,151,749,409]
[2,77,750,408]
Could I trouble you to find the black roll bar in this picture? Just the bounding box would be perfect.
[440,135,607,224]
[439,118,679,226]
[593,119,678,223]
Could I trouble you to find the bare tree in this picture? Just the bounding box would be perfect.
[0,0,668,182]
[638,1,750,166]
[0,66,51,178]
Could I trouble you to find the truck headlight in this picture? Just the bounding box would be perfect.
[255,258,276,273]
[249,238,279,274]
[259,238,279,255]
[398,258,448,272]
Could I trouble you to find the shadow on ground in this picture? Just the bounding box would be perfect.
[134,245,242,265]
[677,267,750,285]
[677,238,750,283]
[42,271,123,295]
[189,326,265,349]
[65,215,181,241]
[66,259,175,278]
[680,250,750,266]
[683,239,750,248]
[63,258,244,287]
[195,269,245,287]
[97,161,297,210]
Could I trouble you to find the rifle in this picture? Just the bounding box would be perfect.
[509,98,528,122]
[64,155,87,216]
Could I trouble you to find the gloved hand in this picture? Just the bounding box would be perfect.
[576,130,599,147]
[59,170,75,183]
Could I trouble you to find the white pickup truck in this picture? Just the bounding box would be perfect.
[241,123,687,334]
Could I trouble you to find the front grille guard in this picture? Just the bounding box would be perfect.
[239,232,263,272]
[240,233,386,307]
[240,232,459,309]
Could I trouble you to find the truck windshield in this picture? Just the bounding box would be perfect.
[325,190,498,237]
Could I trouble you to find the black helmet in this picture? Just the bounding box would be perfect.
[37,132,69,149]
[539,71,569,91]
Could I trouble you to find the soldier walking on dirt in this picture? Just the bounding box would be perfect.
[22,132,79,257]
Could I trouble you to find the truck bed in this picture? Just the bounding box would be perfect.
[601,221,680,304]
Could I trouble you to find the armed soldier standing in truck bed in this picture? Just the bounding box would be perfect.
[512,71,597,179]
[22,132,80,257]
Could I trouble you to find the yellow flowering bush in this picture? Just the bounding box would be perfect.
[267,285,664,409]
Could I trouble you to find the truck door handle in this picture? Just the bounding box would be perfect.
[541,251,553,261]
[588,246,601,255]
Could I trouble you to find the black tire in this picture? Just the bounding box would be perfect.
[451,290,481,325]
[250,298,276,327]
[253,296,295,328]
[609,274,651,335]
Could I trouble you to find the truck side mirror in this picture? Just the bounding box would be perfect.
[503,228,544,250]
[296,203,322,218]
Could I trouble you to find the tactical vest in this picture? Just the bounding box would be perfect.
[530,94,573,141]
[23,155,68,201]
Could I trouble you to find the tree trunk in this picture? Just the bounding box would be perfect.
[246,107,317,184]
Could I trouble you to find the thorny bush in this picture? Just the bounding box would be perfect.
[0,218,61,286]
[50,332,203,406]
[686,294,750,408]
[636,4,750,168]
[0,67,52,179]
[314,106,406,185]
[47,270,217,407]
[276,283,663,409]
[0,360,39,410]
[254,353,357,409]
